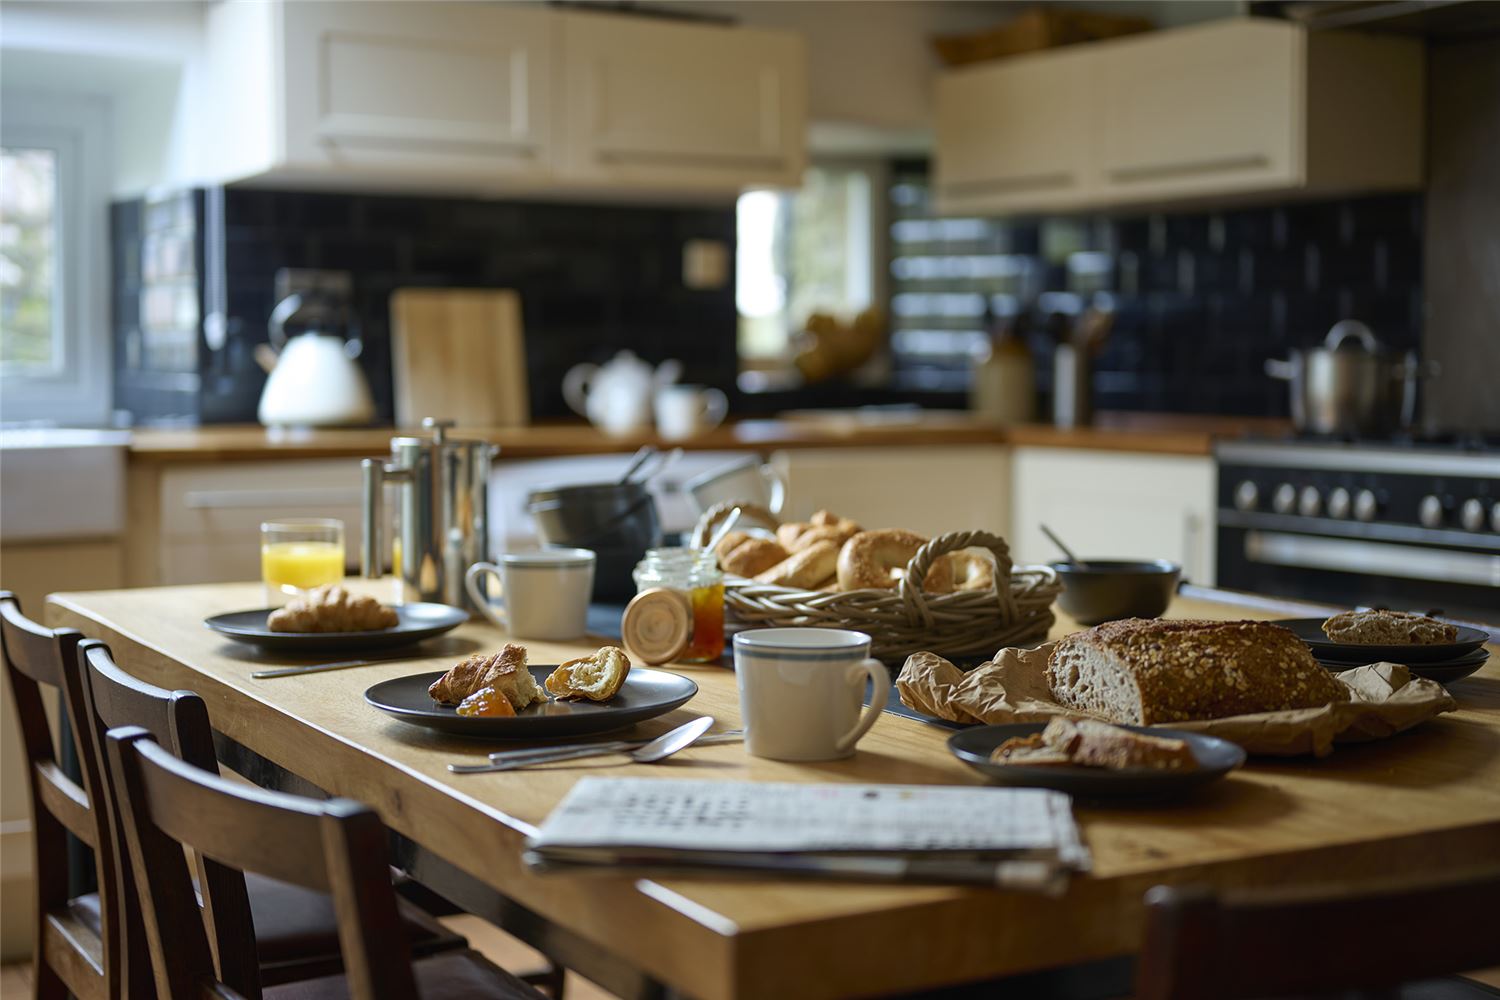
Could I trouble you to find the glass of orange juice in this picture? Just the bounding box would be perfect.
[261,518,345,602]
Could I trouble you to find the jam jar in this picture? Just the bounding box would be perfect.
[625,547,725,663]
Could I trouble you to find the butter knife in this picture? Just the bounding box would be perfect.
[448,730,744,774]
[252,657,416,679]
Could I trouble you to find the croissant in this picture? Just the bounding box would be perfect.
[266,585,399,633]
[428,643,545,709]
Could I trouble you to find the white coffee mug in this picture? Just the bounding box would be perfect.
[464,548,595,640]
[685,456,786,515]
[733,628,889,761]
[655,384,728,441]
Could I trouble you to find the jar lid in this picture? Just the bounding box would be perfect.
[621,588,692,665]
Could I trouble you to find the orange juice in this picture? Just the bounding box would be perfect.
[262,541,345,593]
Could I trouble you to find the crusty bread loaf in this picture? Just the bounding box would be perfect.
[1045,619,1348,725]
[1322,609,1458,645]
[1040,717,1196,770]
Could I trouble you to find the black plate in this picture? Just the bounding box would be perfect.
[205,603,467,653]
[364,666,698,739]
[1274,617,1490,663]
[948,724,1245,800]
[1319,646,1490,685]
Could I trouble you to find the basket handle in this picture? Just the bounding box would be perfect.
[898,530,1019,629]
[690,500,781,549]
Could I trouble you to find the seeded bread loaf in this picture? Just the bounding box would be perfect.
[1322,609,1458,645]
[1045,619,1348,725]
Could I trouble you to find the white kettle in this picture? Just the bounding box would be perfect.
[562,350,682,437]
[257,293,375,427]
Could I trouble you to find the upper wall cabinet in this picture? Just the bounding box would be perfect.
[934,19,1424,215]
[558,11,807,191]
[199,1,807,198]
[278,2,552,183]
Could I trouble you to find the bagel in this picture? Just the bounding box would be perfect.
[722,537,789,578]
[945,551,996,592]
[755,540,839,590]
[836,530,954,592]
[692,500,779,549]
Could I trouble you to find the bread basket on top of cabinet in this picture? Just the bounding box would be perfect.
[691,503,1062,662]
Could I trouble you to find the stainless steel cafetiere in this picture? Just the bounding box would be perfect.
[361,418,496,612]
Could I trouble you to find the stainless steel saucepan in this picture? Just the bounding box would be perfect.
[1265,320,1439,436]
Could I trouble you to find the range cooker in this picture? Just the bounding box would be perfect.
[1215,437,1500,623]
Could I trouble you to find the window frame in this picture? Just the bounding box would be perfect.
[1,91,111,426]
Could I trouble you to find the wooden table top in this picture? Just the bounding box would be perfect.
[47,584,1500,1000]
[123,413,1291,463]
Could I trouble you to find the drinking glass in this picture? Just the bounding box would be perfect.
[261,518,345,602]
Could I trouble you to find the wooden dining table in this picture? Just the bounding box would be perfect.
[47,582,1500,1000]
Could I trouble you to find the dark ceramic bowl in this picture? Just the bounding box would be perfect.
[1050,559,1182,626]
[527,481,652,540]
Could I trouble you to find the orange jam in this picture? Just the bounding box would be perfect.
[684,581,726,662]
[456,685,516,717]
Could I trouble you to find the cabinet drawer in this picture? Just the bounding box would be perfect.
[159,461,364,543]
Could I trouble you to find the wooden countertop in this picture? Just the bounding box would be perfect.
[48,583,1500,1000]
[125,412,1290,462]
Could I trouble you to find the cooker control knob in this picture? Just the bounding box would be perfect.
[1234,480,1259,511]
[1419,494,1445,529]
[1327,487,1352,519]
[1272,483,1297,515]
[1460,498,1485,533]
[1298,486,1322,518]
[1492,502,1500,534]
[1353,489,1379,523]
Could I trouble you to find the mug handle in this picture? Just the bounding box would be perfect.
[464,562,508,630]
[834,659,889,755]
[759,463,787,515]
[700,388,728,430]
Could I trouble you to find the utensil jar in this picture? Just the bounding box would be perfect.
[361,418,496,612]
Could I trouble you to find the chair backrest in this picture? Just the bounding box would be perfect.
[0,591,117,999]
[1136,876,1500,1000]
[77,639,258,997]
[104,726,417,1000]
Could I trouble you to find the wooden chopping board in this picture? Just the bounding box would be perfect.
[389,288,529,428]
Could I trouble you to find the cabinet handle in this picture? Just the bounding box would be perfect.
[1245,531,1500,587]
[1107,153,1269,183]
[595,149,786,171]
[1182,511,1200,583]
[940,172,1075,197]
[183,489,362,510]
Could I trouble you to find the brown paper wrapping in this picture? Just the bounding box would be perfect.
[896,643,1458,757]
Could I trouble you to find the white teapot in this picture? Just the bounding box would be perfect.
[562,350,682,437]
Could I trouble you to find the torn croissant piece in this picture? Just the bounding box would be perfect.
[545,646,631,702]
[266,585,398,633]
[428,644,545,710]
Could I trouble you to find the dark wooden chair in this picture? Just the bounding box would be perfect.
[103,724,546,1000]
[0,591,119,1000]
[74,638,468,992]
[1136,878,1500,1000]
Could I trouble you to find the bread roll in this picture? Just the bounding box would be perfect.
[722,538,788,577]
[713,530,751,563]
[755,540,838,589]
[1045,619,1348,725]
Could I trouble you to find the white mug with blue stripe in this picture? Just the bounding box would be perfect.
[464,548,595,640]
[732,628,889,761]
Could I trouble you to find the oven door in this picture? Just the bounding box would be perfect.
[1217,521,1500,621]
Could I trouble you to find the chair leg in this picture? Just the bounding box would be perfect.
[520,963,567,999]
[34,956,68,1000]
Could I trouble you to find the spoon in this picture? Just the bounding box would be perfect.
[618,445,657,484]
[447,716,717,774]
[1040,524,1087,569]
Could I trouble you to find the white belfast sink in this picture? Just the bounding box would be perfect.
[0,429,129,541]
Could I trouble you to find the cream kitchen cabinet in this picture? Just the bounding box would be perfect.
[771,447,1011,542]
[133,459,365,586]
[933,44,1094,216]
[557,11,807,191]
[200,2,805,197]
[934,18,1423,215]
[1010,447,1216,585]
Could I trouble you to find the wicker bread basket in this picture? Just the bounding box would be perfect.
[698,507,1061,661]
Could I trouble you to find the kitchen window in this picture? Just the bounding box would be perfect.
[0,93,111,426]
[736,163,884,364]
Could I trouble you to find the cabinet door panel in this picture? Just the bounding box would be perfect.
[934,48,1093,214]
[280,1,551,176]
[1092,19,1301,200]
[159,461,363,546]
[560,11,805,187]
[1011,448,1216,585]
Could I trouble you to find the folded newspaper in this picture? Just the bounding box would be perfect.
[524,777,1091,892]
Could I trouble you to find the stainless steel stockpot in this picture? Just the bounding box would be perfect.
[1265,321,1437,436]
